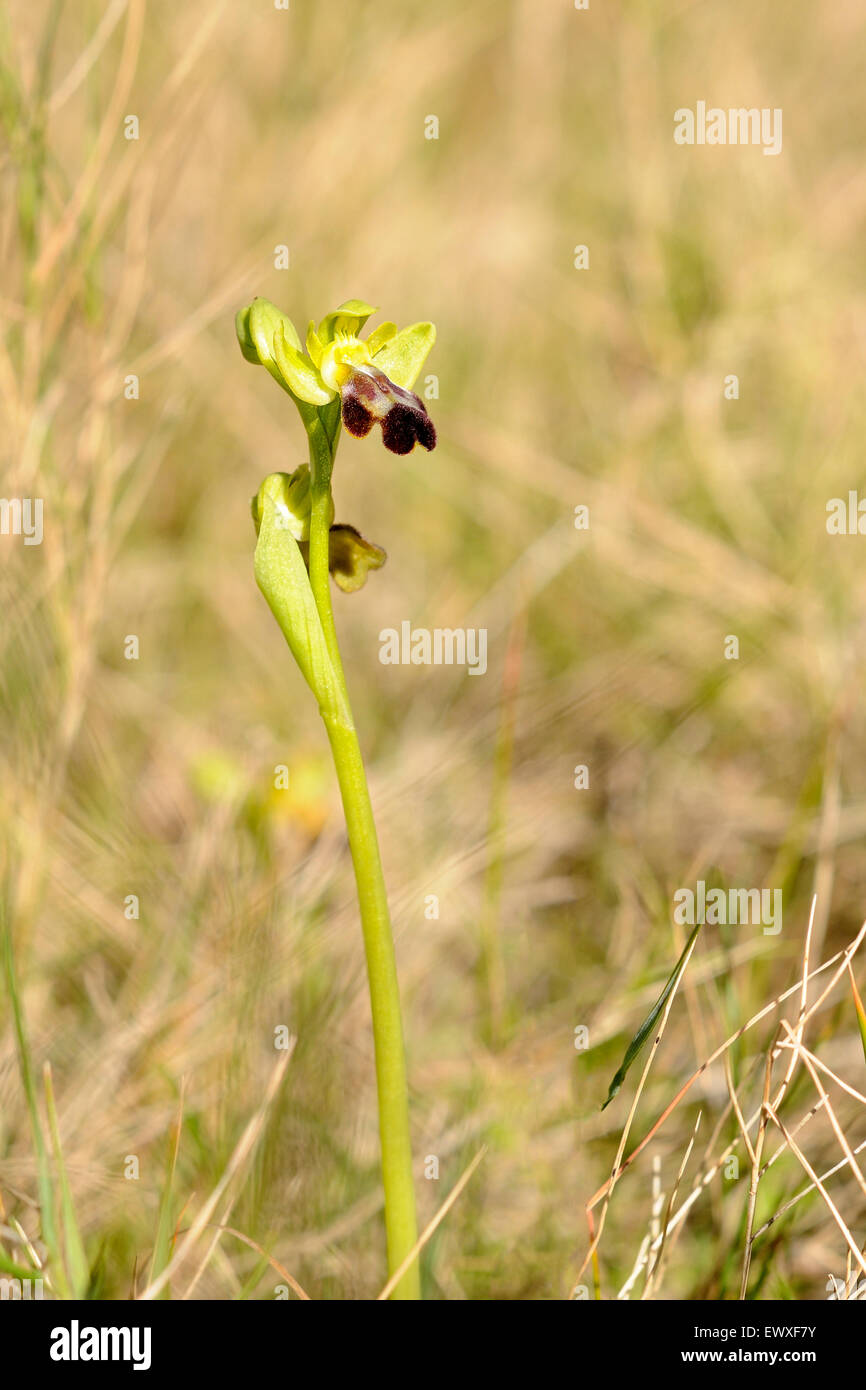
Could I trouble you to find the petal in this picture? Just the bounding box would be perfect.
[381,402,436,455]
[371,321,435,389]
[319,336,372,392]
[340,366,436,454]
[317,299,377,344]
[248,298,302,370]
[328,523,387,593]
[235,305,259,363]
[306,320,325,368]
[273,324,334,405]
[341,391,375,439]
[364,321,398,356]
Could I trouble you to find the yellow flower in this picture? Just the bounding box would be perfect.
[236,298,437,455]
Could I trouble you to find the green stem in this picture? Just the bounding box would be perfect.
[307,420,344,685]
[307,420,420,1300]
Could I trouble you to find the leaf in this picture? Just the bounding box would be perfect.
[0,1249,42,1281]
[601,923,702,1110]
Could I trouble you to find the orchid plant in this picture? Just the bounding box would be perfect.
[236,296,436,1300]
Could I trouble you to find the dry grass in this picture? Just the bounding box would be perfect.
[1,0,866,1299]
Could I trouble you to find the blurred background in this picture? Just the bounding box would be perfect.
[2,0,866,1300]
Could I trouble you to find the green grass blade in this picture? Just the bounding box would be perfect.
[601,923,702,1110]
[148,1085,185,1298]
[0,1248,41,1281]
[43,1062,89,1298]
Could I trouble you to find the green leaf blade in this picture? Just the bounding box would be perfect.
[601,924,702,1110]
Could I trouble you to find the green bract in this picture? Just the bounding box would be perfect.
[251,471,343,711]
[252,465,385,593]
[251,462,317,541]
